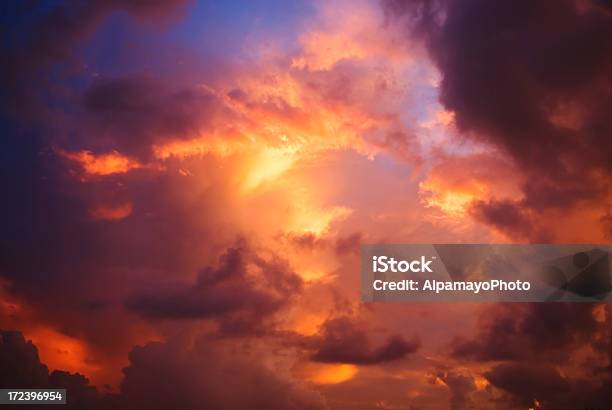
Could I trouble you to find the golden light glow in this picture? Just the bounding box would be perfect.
[289,313,327,336]
[474,376,489,390]
[297,362,358,385]
[419,172,487,217]
[27,327,99,377]
[243,145,301,191]
[289,203,353,236]
[421,189,480,216]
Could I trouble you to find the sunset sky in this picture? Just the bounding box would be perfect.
[1,1,611,409]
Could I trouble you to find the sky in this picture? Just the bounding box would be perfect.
[1,0,611,409]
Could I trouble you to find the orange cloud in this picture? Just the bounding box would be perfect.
[292,0,411,71]
[295,362,358,385]
[419,153,522,218]
[58,149,142,176]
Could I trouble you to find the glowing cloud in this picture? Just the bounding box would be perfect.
[58,149,142,176]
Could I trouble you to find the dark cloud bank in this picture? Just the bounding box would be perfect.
[0,330,328,410]
[125,244,304,337]
[307,317,420,365]
[388,0,612,240]
[450,303,612,409]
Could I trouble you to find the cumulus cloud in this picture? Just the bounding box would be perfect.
[126,244,303,336]
[1,330,327,410]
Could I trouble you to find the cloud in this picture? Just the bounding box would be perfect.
[450,303,612,409]
[387,0,612,240]
[0,118,247,383]
[0,330,112,409]
[1,330,328,410]
[81,75,227,160]
[419,153,521,218]
[469,199,544,241]
[484,363,569,407]
[58,149,144,177]
[120,336,328,410]
[452,304,600,362]
[424,0,611,185]
[126,244,303,335]
[484,361,612,410]
[0,331,49,388]
[308,317,420,365]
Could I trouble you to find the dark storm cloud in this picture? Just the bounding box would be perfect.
[0,331,48,389]
[126,245,303,335]
[485,363,612,410]
[452,304,599,362]
[308,317,420,365]
[485,363,569,407]
[386,0,612,237]
[451,303,612,409]
[0,331,114,409]
[1,330,328,410]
